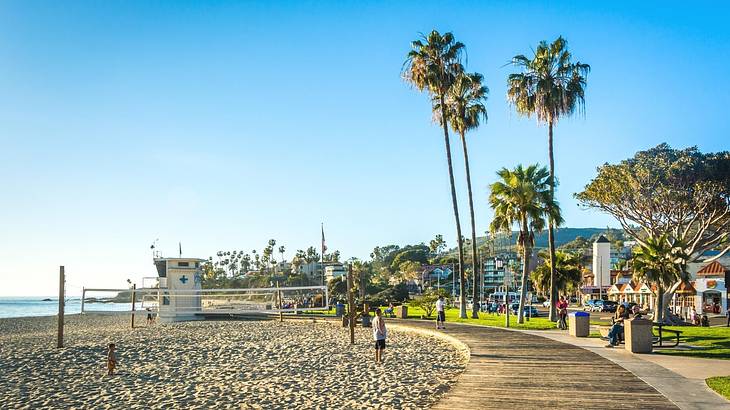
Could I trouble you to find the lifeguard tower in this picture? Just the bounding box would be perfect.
[154,257,205,323]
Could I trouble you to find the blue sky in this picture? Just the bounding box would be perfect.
[1,1,728,295]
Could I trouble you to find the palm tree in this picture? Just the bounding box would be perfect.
[531,250,582,297]
[631,235,686,323]
[403,30,468,318]
[489,164,562,323]
[441,71,488,318]
[508,36,589,322]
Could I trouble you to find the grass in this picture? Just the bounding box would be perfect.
[391,305,559,330]
[653,326,730,360]
[706,376,730,400]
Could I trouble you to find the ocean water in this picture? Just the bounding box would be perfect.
[0,297,134,319]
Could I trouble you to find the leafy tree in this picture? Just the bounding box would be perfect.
[508,36,590,321]
[429,234,446,259]
[489,164,562,323]
[410,289,450,317]
[441,71,489,318]
[403,30,468,319]
[390,245,430,271]
[397,260,422,283]
[531,250,582,296]
[576,144,730,304]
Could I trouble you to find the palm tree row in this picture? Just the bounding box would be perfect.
[404,31,588,321]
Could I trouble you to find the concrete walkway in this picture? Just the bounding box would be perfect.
[527,329,730,410]
[391,320,679,409]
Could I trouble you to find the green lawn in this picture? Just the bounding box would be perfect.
[392,305,559,331]
[654,326,730,360]
[707,376,730,400]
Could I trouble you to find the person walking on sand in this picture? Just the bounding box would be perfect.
[372,308,387,364]
[436,295,446,330]
[107,343,117,376]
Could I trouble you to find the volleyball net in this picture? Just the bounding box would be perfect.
[81,285,329,315]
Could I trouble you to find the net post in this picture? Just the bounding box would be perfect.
[277,282,283,322]
[131,284,136,329]
[347,264,355,345]
[81,287,85,314]
[57,266,65,348]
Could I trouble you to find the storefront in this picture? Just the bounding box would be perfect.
[693,261,727,314]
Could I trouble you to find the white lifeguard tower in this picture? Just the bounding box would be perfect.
[154,257,205,323]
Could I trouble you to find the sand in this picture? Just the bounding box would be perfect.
[0,314,468,409]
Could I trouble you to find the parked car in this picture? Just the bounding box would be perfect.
[510,304,541,317]
[583,299,599,311]
[601,300,619,313]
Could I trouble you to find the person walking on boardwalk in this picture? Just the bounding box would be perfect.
[435,295,446,329]
[372,308,387,364]
[556,296,568,330]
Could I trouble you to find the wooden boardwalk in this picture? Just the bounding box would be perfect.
[396,320,678,409]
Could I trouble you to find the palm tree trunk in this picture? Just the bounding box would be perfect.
[518,222,530,324]
[460,132,480,319]
[440,96,467,319]
[547,120,558,322]
[656,284,665,323]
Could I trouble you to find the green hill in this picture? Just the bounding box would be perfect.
[449,227,626,254]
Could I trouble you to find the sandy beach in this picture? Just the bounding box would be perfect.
[0,314,468,409]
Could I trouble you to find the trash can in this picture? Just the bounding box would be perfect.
[569,312,590,337]
[625,317,653,353]
[396,305,408,319]
[335,303,345,317]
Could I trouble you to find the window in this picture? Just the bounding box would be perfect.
[178,261,189,267]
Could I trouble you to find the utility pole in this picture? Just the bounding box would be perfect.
[57,266,65,348]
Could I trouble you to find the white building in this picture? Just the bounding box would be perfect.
[155,257,205,323]
[592,235,611,288]
[324,263,346,282]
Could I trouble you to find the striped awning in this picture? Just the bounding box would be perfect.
[696,261,728,277]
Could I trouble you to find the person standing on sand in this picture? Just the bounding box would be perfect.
[372,308,387,364]
[435,296,446,329]
[107,343,117,376]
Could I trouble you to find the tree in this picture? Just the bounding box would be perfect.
[576,144,730,307]
[278,246,286,263]
[398,260,422,283]
[531,250,582,297]
[489,164,562,323]
[429,234,446,259]
[631,235,686,323]
[440,71,488,318]
[410,289,449,317]
[508,36,590,322]
[403,30,468,319]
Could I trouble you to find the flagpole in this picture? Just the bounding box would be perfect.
[321,223,325,287]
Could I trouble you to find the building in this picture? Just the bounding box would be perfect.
[154,257,205,323]
[693,261,727,314]
[324,262,346,282]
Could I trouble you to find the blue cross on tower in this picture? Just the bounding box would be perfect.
[179,275,188,284]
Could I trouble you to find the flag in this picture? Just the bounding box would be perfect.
[321,224,327,254]
[179,242,182,257]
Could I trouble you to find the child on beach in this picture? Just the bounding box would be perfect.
[107,343,117,376]
[372,308,387,364]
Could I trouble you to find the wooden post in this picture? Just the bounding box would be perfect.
[277,282,283,322]
[80,287,85,314]
[347,264,355,345]
[131,284,136,329]
[57,266,65,348]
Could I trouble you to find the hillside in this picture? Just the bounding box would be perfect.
[449,228,624,254]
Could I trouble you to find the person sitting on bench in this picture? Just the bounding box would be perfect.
[606,305,630,348]
[384,303,395,318]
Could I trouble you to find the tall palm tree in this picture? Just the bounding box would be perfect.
[631,235,686,323]
[489,164,562,323]
[403,30,469,318]
[531,250,582,297]
[441,72,488,318]
[508,36,589,321]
